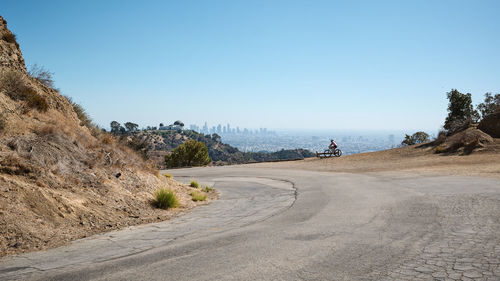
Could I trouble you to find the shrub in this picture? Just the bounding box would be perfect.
[401,131,430,146]
[202,186,214,192]
[64,96,93,128]
[164,173,173,179]
[25,87,49,112]
[190,180,200,188]
[101,133,114,145]
[28,64,55,88]
[0,70,25,96]
[190,190,207,202]
[152,188,178,209]
[165,140,211,168]
[0,70,49,112]
[435,145,446,154]
[1,32,19,48]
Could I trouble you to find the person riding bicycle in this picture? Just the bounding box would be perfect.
[329,139,338,150]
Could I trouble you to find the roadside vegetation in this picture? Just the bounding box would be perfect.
[152,188,179,209]
[190,190,207,202]
[202,186,214,192]
[190,180,200,188]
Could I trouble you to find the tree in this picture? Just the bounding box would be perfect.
[401,131,430,146]
[443,89,479,132]
[110,121,122,135]
[124,122,139,133]
[476,92,500,119]
[165,140,211,168]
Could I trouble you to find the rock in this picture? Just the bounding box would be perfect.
[478,112,500,138]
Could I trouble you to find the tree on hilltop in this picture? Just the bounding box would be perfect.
[476,92,500,119]
[124,122,139,132]
[444,89,479,132]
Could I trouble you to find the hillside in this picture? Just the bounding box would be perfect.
[134,129,315,168]
[0,16,214,257]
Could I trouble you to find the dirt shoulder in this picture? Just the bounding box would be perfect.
[251,140,500,179]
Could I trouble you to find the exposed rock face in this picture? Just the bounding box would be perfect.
[0,16,26,72]
[478,112,500,138]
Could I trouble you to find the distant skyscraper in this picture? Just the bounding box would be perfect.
[203,122,208,133]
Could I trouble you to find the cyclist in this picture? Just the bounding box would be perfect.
[329,139,338,150]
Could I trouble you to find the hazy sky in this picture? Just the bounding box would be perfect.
[2,0,499,131]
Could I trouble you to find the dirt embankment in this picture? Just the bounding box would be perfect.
[0,15,216,258]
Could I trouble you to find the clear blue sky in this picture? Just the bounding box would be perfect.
[2,0,499,132]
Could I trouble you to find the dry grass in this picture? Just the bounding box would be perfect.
[100,133,114,145]
[190,190,207,202]
[0,70,48,112]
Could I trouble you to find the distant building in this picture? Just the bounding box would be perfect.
[159,120,185,131]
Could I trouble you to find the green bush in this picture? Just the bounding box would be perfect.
[202,186,214,192]
[165,140,211,168]
[190,190,207,202]
[190,180,200,188]
[152,188,178,209]
[164,173,173,179]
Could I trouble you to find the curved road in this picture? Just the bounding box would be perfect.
[1,165,499,280]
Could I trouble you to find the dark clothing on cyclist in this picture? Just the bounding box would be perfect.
[329,139,337,150]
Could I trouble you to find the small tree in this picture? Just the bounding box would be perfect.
[401,131,430,146]
[443,89,479,132]
[476,92,500,119]
[165,140,211,168]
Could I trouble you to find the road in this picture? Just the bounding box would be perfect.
[1,165,499,280]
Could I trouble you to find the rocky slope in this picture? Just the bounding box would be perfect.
[0,16,214,257]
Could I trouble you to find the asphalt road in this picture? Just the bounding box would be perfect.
[1,165,499,280]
